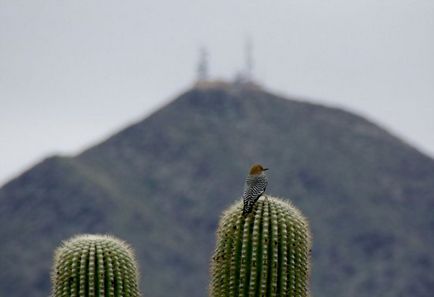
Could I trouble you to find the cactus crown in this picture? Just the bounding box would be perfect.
[210,196,312,297]
[51,234,141,297]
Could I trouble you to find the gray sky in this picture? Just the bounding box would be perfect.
[1,0,433,186]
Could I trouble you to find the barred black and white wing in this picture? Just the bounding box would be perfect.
[242,174,268,215]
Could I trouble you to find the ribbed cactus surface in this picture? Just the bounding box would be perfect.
[210,197,311,297]
[51,234,140,297]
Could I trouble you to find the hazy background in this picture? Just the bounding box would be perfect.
[1,0,433,186]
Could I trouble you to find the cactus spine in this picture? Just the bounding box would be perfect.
[210,196,311,297]
[51,234,141,297]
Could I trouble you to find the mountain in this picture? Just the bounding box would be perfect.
[1,82,433,297]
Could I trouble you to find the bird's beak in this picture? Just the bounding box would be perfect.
[263,168,269,171]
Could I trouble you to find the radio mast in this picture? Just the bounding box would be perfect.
[244,37,254,82]
[197,47,209,82]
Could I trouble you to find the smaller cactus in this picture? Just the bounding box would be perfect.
[51,234,141,297]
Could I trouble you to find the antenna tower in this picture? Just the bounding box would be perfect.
[245,37,254,82]
[197,47,209,81]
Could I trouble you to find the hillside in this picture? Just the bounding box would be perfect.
[1,82,433,297]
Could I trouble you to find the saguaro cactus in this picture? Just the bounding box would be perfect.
[51,234,141,297]
[210,197,311,297]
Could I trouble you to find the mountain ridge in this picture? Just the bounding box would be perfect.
[1,83,433,297]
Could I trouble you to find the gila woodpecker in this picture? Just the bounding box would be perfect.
[242,164,268,215]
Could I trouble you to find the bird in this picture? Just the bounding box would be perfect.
[242,164,268,215]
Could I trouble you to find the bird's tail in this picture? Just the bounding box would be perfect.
[242,201,254,215]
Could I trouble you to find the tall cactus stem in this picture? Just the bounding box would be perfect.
[210,196,312,297]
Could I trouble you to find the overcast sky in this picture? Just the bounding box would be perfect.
[1,0,433,186]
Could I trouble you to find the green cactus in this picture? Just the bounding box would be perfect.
[210,196,312,297]
[51,234,141,297]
